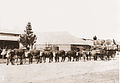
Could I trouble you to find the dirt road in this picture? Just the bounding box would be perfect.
[0,55,119,83]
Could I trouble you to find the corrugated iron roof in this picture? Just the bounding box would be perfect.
[0,31,93,45]
[0,33,19,41]
[0,32,20,36]
[36,32,93,45]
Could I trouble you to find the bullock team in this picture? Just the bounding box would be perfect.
[0,45,118,65]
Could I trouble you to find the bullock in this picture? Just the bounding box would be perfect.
[66,50,76,62]
[84,51,92,61]
[42,50,53,63]
[90,47,106,61]
[105,46,117,60]
[54,50,66,62]
[28,49,41,64]
[14,49,25,65]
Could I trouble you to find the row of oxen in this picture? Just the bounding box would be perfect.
[3,48,117,65]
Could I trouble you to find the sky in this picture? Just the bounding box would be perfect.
[0,0,120,41]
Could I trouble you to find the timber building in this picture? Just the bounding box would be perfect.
[0,32,20,49]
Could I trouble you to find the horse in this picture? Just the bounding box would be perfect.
[54,50,66,62]
[42,50,53,63]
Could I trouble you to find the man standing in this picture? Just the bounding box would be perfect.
[6,49,15,65]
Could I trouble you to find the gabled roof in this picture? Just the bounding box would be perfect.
[0,32,20,36]
[36,32,93,45]
[0,32,20,41]
[0,31,94,45]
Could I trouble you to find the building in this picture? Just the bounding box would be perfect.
[0,32,20,49]
[0,31,93,51]
[34,32,93,51]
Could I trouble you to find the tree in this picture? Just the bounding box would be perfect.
[113,39,117,45]
[105,39,112,45]
[93,35,97,46]
[19,22,37,50]
[93,35,97,40]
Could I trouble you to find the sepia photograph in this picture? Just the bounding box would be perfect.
[0,0,119,83]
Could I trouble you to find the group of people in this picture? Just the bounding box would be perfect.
[0,46,118,65]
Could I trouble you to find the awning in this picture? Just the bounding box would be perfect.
[0,35,19,41]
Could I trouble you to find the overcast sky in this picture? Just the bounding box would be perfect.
[0,0,119,41]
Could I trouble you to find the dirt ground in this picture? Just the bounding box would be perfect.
[0,54,119,83]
